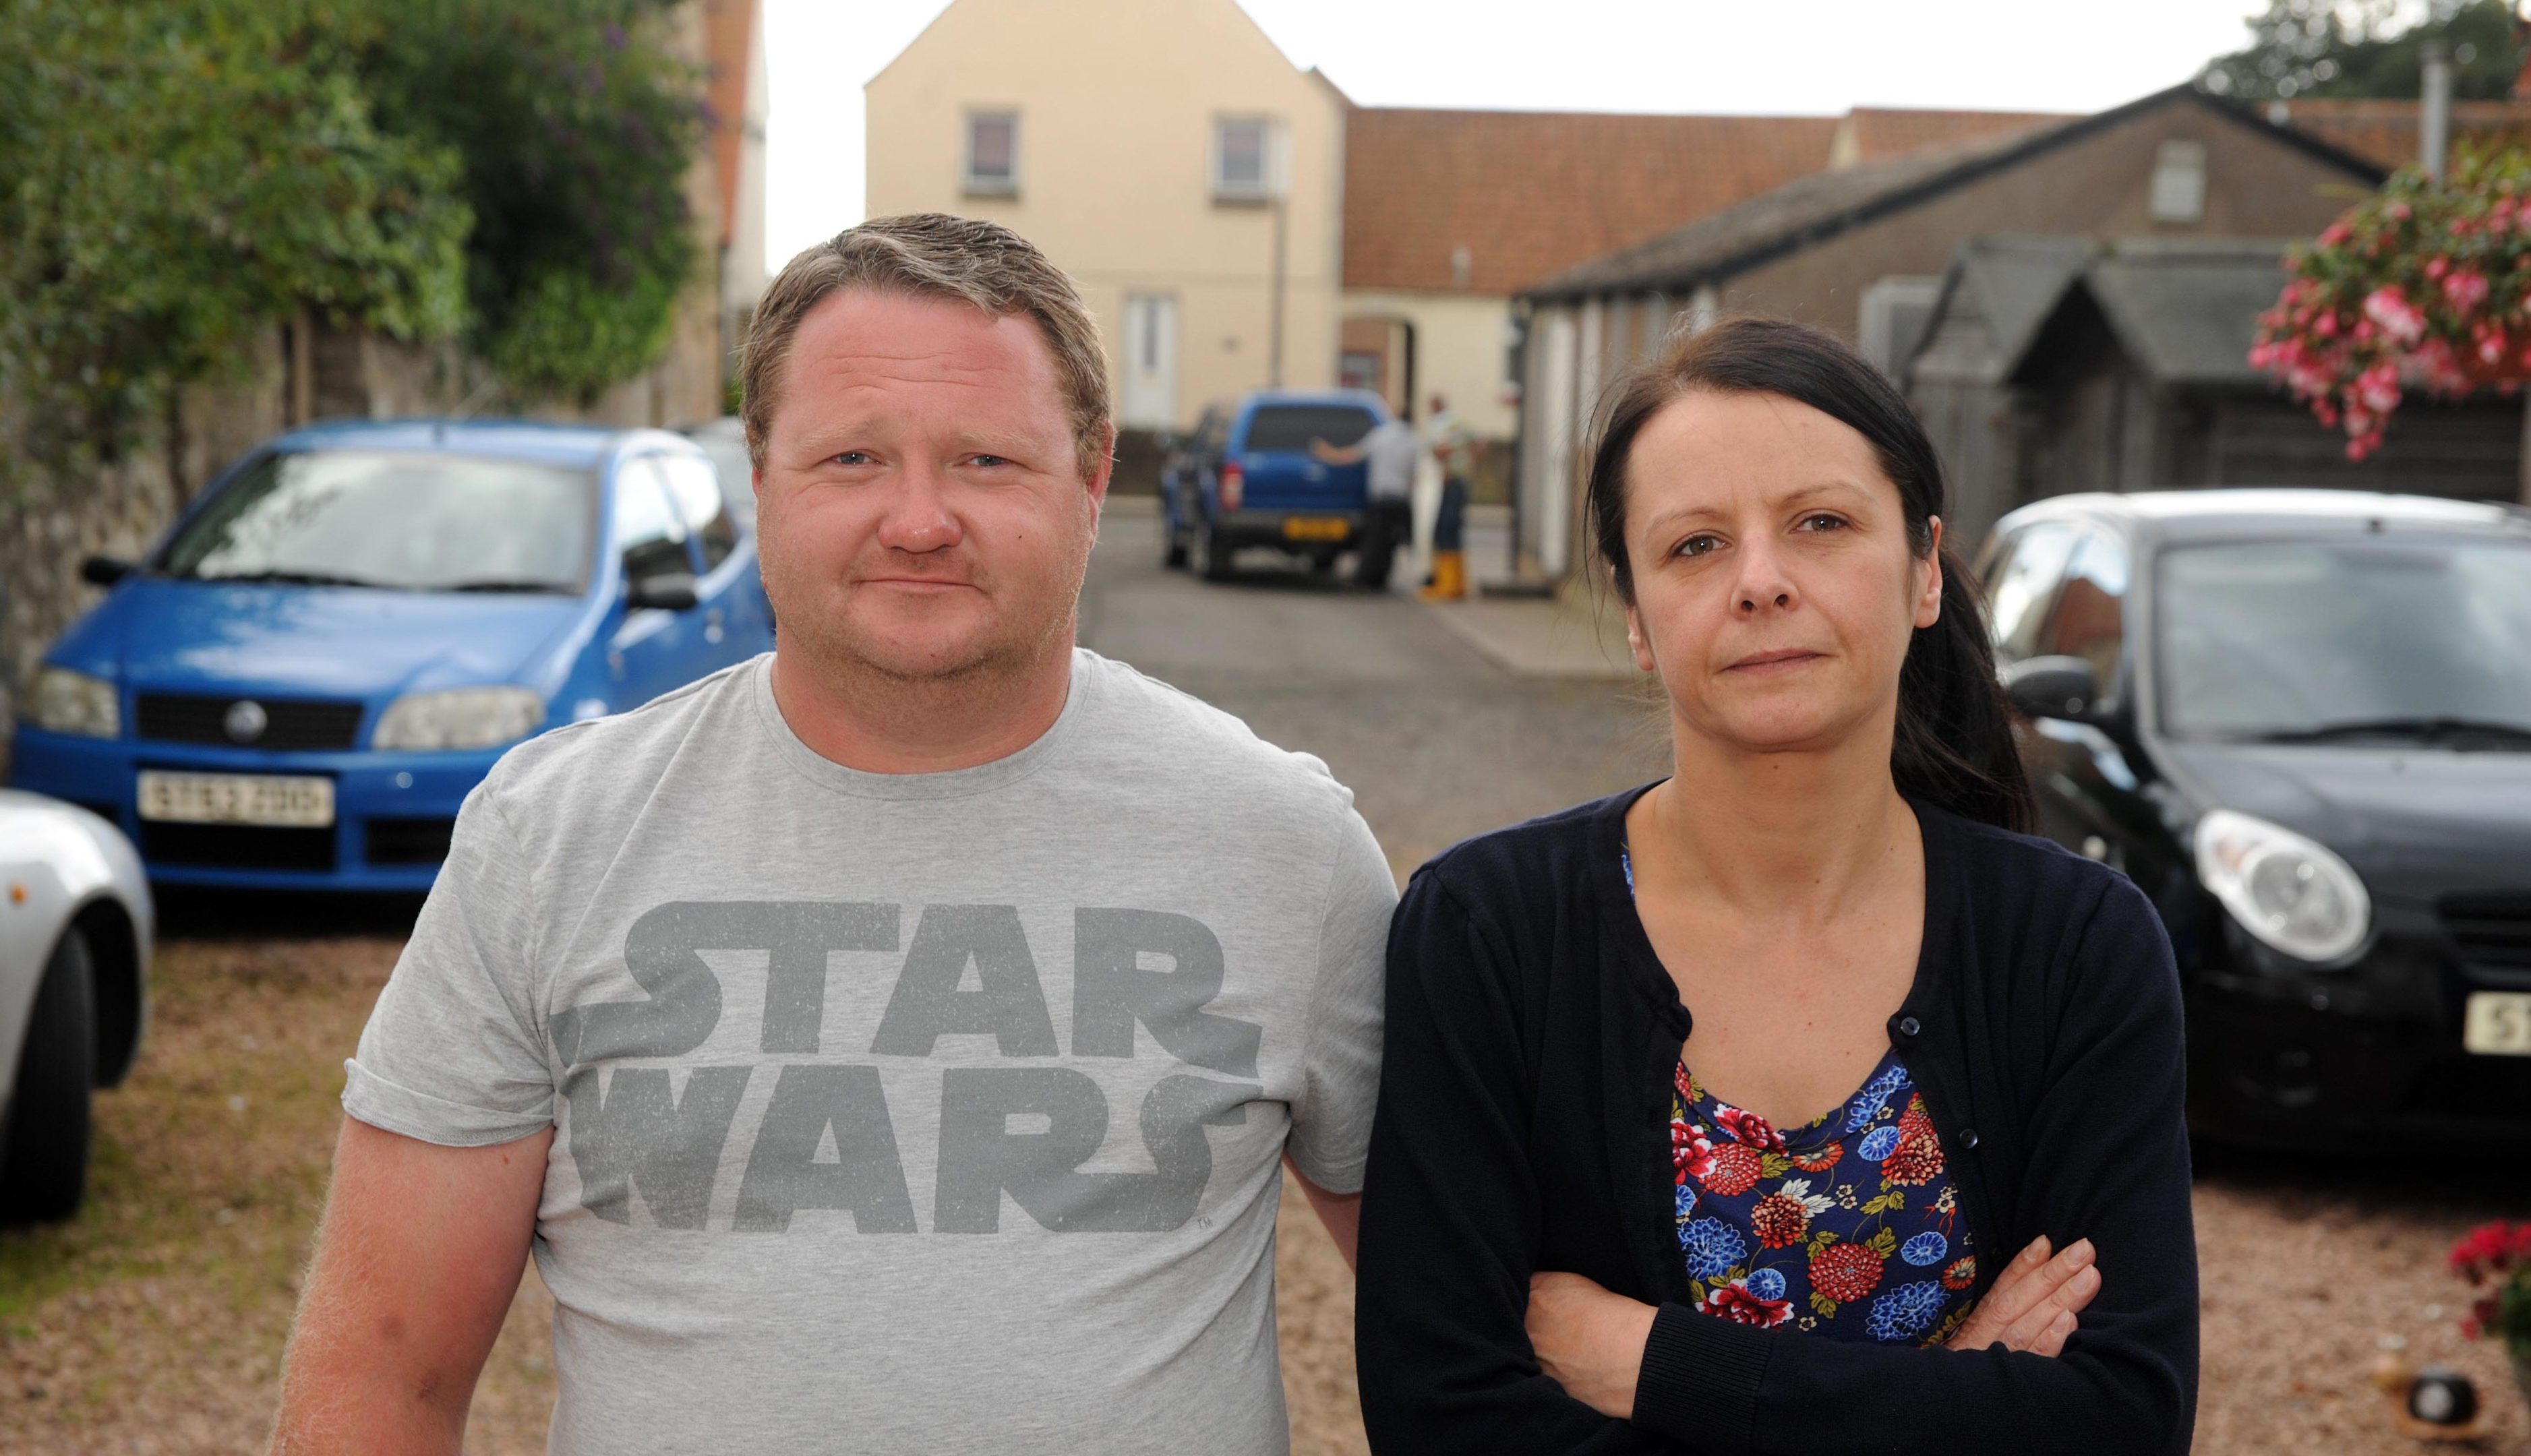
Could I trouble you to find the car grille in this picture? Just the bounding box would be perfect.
[366,817,455,866]
[141,822,336,872]
[134,692,364,750]
[2442,892,2531,971]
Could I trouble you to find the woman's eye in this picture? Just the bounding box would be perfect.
[1799,513,1848,533]
[831,450,874,466]
[1676,535,1721,558]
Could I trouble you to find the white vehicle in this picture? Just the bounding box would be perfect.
[0,789,151,1221]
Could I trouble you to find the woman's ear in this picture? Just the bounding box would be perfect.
[1914,516,1946,630]
[1625,601,1657,673]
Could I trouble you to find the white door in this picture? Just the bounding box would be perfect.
[1121,294,1179,429]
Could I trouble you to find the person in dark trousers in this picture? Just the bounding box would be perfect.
[1420,394,1477,600]
[1311,404,1419,590]
[1354,317,2198,1455]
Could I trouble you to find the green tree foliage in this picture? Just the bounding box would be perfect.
[2201,0,2529,102]
[357,0,704,402]
[0,0,704,466]
[0,0,469,464]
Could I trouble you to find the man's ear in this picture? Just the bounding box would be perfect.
[1085,422,1118,509]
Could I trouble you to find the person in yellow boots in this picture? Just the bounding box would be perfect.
[1421,394,1477,601]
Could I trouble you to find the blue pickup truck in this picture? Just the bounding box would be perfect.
[1158,389,1398,588]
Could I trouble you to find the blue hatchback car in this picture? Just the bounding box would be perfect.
[7,420,775,892]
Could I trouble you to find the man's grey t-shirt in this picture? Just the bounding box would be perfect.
[344,649,1396,1454]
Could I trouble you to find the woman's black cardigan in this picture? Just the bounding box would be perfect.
[1354,787,2199,1455]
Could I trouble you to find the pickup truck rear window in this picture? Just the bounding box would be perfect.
[1243,406,1377,453]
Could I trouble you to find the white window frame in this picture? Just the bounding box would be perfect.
[963,110,1020,198]
[2148,139,2207,224]
[1212,115,1282,204]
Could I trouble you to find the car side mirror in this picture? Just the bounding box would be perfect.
[80,555,134,587]
[626,571,698,611]
[2000,655,2102,722]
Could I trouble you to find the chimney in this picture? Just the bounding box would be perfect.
[2423,37,2453,182]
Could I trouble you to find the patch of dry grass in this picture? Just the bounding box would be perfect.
[0,932,557,1452]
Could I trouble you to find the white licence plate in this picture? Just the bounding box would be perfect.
[137,771,334,828]
[2462,992,2531,1057]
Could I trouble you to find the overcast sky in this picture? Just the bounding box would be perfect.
[763,0,2278,271]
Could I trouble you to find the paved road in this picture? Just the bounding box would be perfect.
[1082,502,1664,878]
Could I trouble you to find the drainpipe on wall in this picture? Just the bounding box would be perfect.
[1268,195,1288,388]
[2423,38,2453,183]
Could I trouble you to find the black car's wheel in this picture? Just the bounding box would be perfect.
[0,928,96,1223]
[1192,520,1236,582]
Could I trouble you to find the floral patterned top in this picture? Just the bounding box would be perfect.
[1626,849,1977,1345]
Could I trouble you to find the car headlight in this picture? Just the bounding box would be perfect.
[21,665,119,738]
[2194,808,2371,965]
[371,688,545,752]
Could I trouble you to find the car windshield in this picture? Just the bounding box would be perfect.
[158,450,596,593]
[1244,405,1377,453]
[2157,535,2531,742]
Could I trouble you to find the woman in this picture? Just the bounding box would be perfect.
[1354,318,2197,1454]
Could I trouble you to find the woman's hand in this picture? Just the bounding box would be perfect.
[1525,1271,1658,1420]
[1944,1235,2102,1358]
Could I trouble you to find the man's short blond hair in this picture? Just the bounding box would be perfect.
[740,214,1112,479]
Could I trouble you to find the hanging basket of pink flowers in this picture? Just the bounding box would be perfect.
[2252,149,2531,460]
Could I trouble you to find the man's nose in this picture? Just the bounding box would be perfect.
[1731,535,1798,615]
[874,464,961,554]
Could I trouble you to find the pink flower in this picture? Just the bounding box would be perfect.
[2318,221,2352,247]
[2443,269,2491,312]
[2315,311,2340,338]
[2354,362,2402,414]
[2363,286,2426,346]
[2427,255,2451,280]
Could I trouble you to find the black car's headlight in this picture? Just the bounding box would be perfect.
[22,665,120,738]
[371,687,545,752]
[2193,808,2372,965]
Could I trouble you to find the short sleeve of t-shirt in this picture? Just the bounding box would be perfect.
[1284,806,1396,1193]
[341,778,556,1146]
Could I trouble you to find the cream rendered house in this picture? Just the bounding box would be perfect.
[864,0,1347,432]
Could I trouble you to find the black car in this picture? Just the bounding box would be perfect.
[1977,489,2531,1149]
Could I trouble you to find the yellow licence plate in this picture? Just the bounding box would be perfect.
[1281,516,1349,541]
[137,770,335,828]
[2464,992,2531,1056]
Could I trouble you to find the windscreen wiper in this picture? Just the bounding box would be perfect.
[195,569,382,588]
[2257,716,2531,746]
[442,578,576,595]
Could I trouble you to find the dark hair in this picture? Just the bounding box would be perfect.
[1584,315,2033,833]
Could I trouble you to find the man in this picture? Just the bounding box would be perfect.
[1307,403,1417,590]
[1420,394,1479,602]
[270,214,1394,1454]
